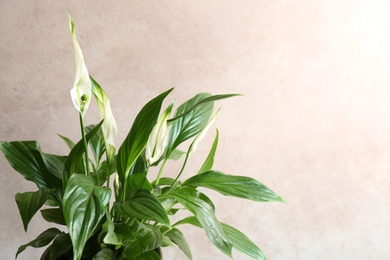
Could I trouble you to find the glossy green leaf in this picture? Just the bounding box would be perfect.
[122,224,163,259]
[183,171,284,202]
[48,233,72,260]
[114,190,170,226]
[63,120,104,183]
[125,174,153,199]
[117,88,173,181]
[173,216,202,228]
[0,141,62,190]
[164,227,192,259]
[93,248,116,260]
[197,129,219,174]
[58,134,75,149]
[168,94,241,123]
[16,227,61,258]
[133,249,161,260]
[165,187,232,257]
[63,174,111,260]
[221,223,265,260]
[174,216,265,260]
[15,188,54,231]
[167,93,213,154]
[40,208,66,225]
[86,124,106,164]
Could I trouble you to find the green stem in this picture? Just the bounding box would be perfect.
[79,113,90,176]
[171,152,190,188]
[155,158,168,185]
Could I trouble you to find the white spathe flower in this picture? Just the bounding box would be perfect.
[69,14,92,116]
[91,77,118,160]
[146,103,174,165]
[189,108,220,154]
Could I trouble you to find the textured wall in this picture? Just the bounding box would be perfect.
[1,1,390,259]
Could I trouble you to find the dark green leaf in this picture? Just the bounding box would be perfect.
[93,248,116,260]
[48,233,72,260]
[40,208,66,225]
[16,227,61,258]
[15,188,54,231]
[62,174,111,260]
[86,124,106,164]
[63,120,104,184]
[183,171,285,202]
[197,129,219,174]
[122,224,163,259]
[167,93,213,154]
[164,187,232,257]
[134,249,161,260]
[0,141,61,190]
[114,190,170,226]
[117,89,173,181]
[221,223,265,260]
[125,174,153,199]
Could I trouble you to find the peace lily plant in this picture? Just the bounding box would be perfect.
[1,15,284,260]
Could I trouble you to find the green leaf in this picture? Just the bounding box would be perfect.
[86,124,106,164]
[197,129,219,174]
[168,94,241,123]
[221,223,265,260]
[103,211,122,247]
[125,174,153,199]
[58,134,75,149]
[62,174,111,260]
[16,227,61,258]
[167,93,213,154]
[93,248,116,260]
[15,188,54,231]
[164,227,193,259]
[164,187,233,257]
[183,171,284,202]
[134,249,161,260]
[173,216,201,228]
[114,190,170,226]
[40,208,66,225]
[63,120,104,183]
[174,217,265,260]
[0,141,62,190]
[122,224,163,259]
[117,88,173,181]
[48,233,72,260]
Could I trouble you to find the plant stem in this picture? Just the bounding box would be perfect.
[155,158,168,185]
[79,113,91,176]
[171,152,190,188]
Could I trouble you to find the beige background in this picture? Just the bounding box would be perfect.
[1,1,390,259]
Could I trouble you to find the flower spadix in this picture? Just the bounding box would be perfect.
[69,14,92,116]
[146,102,174,165]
